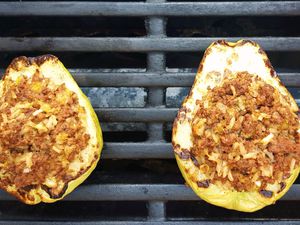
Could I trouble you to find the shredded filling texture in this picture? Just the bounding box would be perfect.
[0,72,90,197]
[192,72,299,194]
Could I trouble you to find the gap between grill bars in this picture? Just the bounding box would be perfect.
[0,37,300,51]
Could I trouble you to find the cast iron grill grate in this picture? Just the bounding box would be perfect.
[0,0,300,224]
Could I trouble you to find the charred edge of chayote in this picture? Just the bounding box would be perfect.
[190,154,200,167]
[214,39,257,48]
[35,151,98,200]
[44,152,99,199]
[197,179,210,188]
[279,182,287,193]
[4,135,99,203]
[176,146,200,167]
[1,184,38,204]
[175,149,191,160]
[257,48,277,78]
[41,184,69,199]
[14,54,57,68]
[259,190,273,198]
[11,183,67,203]
[3,55,58,80]
[21,184,38,192]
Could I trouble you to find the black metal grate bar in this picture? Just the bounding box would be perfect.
[148,201,166,221]
[64,71,300,87]
[1,184,300,201]
[146,0,167,220]
[0,222,299,225]
[95,106,300,122]
[0,2,299,16]
[0,37,299,51]
[1,71,299,87]
[103,142,172,159]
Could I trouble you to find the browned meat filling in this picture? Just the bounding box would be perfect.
[192,72,299,192]
[0,72,90,195]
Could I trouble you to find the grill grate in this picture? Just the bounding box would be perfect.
[0,0,300,224]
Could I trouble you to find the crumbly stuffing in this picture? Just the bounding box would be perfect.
[0,71,90,195]
[192,72,299,193]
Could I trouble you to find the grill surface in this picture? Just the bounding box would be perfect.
[1,0,300,224]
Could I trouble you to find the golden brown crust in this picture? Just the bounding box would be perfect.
[172,39,300,212]
[0,71,91,200]
[0,54,102,204]
[191,72,299,192]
